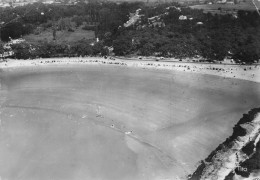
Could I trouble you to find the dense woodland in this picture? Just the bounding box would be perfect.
[0,1,260,63]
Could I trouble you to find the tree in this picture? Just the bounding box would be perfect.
[72,15,85,27]
[70,40,93,56]
[101,46,109,56]
[1,22,23,41]
[53,27,57,40]
[140,42,155,56]
[113,36,132,56]
[232,36,260,63]
[0,42,4,59]
[11,42,34,59]
[92,42,104,55]
[58,18,72,31]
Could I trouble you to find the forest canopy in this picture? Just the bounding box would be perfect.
[0,1,259,63]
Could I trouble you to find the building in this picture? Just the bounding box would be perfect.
[217,0,227,3]
[12,2,28,7]
[4,38,25,49]
[124,9,143,28]
[149,21,165,27]
[0,2,10,7]
[43,0,54,4]
[179,15,188,20]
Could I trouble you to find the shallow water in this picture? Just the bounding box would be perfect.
[0,65,259,180]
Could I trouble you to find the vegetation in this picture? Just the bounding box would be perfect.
[189,108,260,180]
[3,40,107,59]
[236,140,260,178]
[0,1,260,63]
[23,29,95,43]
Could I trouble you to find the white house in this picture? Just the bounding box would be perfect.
[179,15,187,20]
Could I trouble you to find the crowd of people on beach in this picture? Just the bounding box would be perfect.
[0,57,259,83]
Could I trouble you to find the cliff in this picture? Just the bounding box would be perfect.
[189,108,260,180]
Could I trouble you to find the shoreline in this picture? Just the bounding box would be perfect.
[1,57,260,83]
[189,108,260,180]
[1,57,260,180]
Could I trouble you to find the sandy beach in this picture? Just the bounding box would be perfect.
[0,57,260,180]
[1,57,260,83]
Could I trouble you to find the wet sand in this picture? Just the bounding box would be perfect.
[0,64,260,180]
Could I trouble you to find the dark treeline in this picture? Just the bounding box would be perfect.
[111,6,260,63]
[0,1,260,63]
[0,1,142,41]
[7,40,109,59]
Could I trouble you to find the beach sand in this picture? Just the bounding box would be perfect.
[0,58,260,180]
[1,57,260,83]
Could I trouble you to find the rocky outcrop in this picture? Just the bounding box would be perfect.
[189,108,260,180]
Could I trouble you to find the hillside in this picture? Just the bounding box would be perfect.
[1,1,260,63]
[23,27,95,44]
[189,108,260,180]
